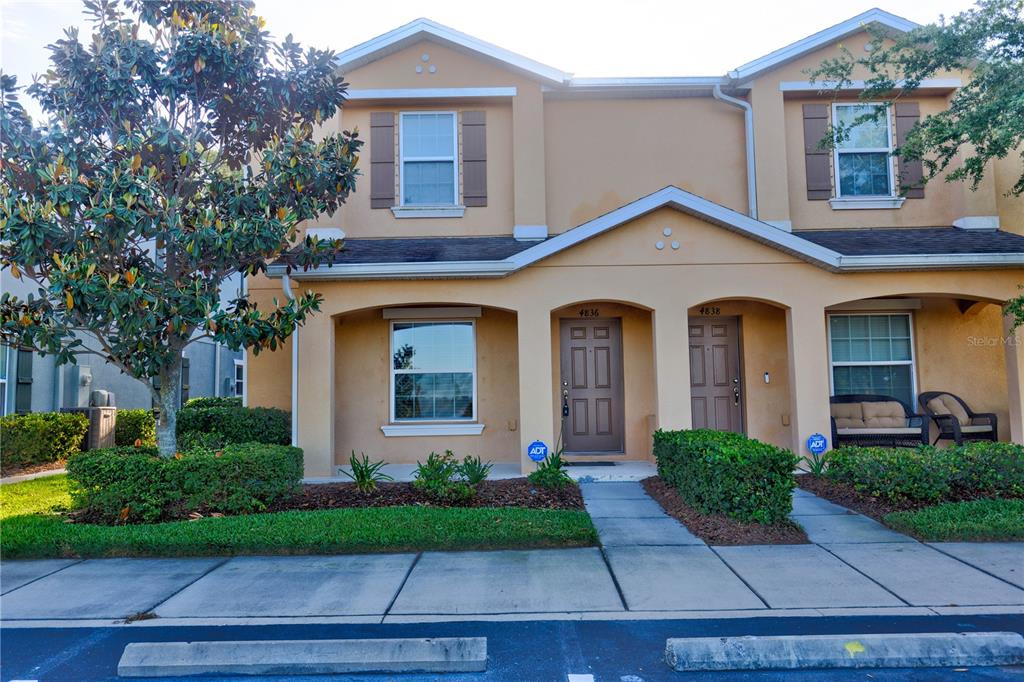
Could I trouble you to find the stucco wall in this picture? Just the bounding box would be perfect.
[332,306,520,466]
[914,298,1010,441]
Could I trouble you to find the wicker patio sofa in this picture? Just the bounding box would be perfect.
[918,391,998,445]
[829,394,929,448]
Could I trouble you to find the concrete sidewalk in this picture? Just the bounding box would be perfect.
[2,486,1022,627]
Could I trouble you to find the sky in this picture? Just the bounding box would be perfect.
[1,0,976,120]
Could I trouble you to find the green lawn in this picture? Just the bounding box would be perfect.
[0,475,597,559]
[884,498,1024,542]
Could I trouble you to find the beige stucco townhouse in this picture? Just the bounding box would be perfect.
[246,9,1024,477]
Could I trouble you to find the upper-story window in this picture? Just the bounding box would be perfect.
[833,103,894,198]
[400,112,458,206]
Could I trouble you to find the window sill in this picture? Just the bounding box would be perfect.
[381,423,485,437]
[391,206,466,219]
[829,197,906,210]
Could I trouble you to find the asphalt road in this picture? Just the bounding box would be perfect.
[3,614,1024,681]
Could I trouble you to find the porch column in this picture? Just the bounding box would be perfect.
[1003,315,1024,443]
[296,310,334,477]
[652,303,692,430]
[516,305,555,473]
[785,303,832,456]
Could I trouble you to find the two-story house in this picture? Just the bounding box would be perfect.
[246,9,1024,477]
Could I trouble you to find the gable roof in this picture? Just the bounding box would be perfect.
[269,187,1024,281]
[334,18,572,85]
[728,8,919,83]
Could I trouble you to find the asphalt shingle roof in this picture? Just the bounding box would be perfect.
[314,236,538,264]
[793,227,1024,256]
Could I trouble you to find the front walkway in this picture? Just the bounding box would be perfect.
[2,484,1022,626]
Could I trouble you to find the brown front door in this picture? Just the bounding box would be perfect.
[559,318,625,454]
[688,316,744,433]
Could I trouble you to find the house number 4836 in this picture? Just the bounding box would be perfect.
[700,306,721,316]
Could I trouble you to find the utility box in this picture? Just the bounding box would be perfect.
[61,406,117,450]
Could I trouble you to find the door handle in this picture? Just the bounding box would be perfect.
[733,385,741,406]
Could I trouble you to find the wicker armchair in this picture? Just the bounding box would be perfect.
[918,391,998,445]
[829,394,929,448]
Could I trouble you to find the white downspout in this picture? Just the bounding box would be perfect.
[713,84,758,220]
[281,274,299,447]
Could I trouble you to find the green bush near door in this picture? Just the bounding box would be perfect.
[0,412,89,472]
[176,405,290,446]
[654,429,799,524]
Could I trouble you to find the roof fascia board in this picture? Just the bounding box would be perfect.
[347,87,517,100]
[779,77,961,93]
[334,18,571,84]
[837,253,1024,270]
[729,9,919,83]
[266,260,514,280]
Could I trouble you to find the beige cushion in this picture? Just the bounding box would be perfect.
[830,402,865,428]
[837,427,921,435]
[960,424,993,433]
[927,395,970,426]
[862,401,907,428]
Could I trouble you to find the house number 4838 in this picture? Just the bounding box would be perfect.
[578,308,600,318]
[700,306,721,316]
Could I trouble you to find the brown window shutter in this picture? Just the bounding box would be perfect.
[369,112,395,209]
[461,111,487,207]
[895,102,925,198]
[802,104,832,200]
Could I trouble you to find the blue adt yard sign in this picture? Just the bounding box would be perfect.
[806,433,828,455]
[527,440,549,462]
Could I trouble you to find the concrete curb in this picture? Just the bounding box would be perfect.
[117,637,486,677]
[665,631,1024,671]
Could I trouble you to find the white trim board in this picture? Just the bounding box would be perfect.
[779,78,961,93]
[729,8,919,83]
[334,18,571,85]
[347,87,516,100]
[381,423,486,437]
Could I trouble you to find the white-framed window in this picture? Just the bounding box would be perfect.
[832,103,895,198]
[390,320,476,422]
[0,344,8,415]
[399,112,458,207]
[828,313,916,406]
[233,359,245,398]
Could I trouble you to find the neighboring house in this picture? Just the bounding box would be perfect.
[247,9,1024,477]
[0,269,245,415]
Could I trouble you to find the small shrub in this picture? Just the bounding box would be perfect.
[527,451,573,489]
[66,442,304,524]
[184,396,243,409]
[827,442,1024,502]
[654,429,798,524]
[0,412,89,470]
[177,405,290,446]
[413,451,475,503]
[457,455,493,485]
[802,450,830,476]
[343,451,393,493]
[114,409,156,447]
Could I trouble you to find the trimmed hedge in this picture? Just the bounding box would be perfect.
[114,409,156,447]
[827,442,1024,503]
[654,429,799,524]
[184,396,243,409]
[0,412,89,470]
[176,405,290,446]
[67,443,304,524]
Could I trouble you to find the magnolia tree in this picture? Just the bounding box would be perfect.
[0,0,361,456]
[808,0,1024,324]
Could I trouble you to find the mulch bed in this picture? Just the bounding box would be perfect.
[1,460,66,479]
[266,478,585,512]
[641,476,809,545]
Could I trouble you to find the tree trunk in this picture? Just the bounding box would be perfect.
[155,358,182,458]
